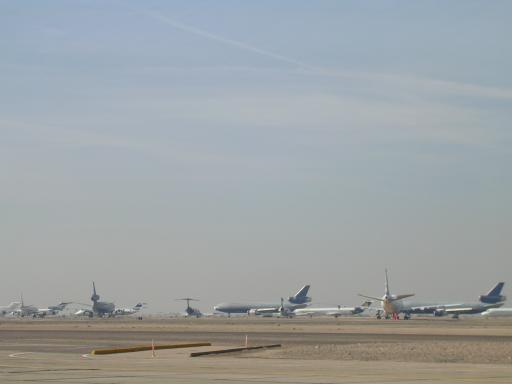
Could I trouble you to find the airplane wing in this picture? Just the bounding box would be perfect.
[252,307,280,314]
[325,311,347,316]
[75,309,94,317]
[408,305,440,313]
[295,309,323,316]
[296,311,315,316]
[442,303,501,315]
[409,303,470,314]
[394,294,415,300]
[358,294,384,302]
[444,307,476,314]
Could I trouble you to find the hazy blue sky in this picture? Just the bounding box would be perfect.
[1,1,511,313]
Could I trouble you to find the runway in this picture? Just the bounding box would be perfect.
[1,317,512,383]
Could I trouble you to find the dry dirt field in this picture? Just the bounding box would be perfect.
[1,316,512,383]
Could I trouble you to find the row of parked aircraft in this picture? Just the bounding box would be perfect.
[358,270,507,319]
[0,283,145,318]
[0,296,70,318]
[212,271,508,320]
[0,272,509,319]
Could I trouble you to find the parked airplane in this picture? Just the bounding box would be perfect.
[0,301,21,316]
[114,302,146,316]
[75,282,115,317]
[34,302,71,317]
[177,298,203,318]
[11,294,39,317]
[481,308,512,317]
[248,298,299,318]
[396,281,506,319]
[360,271,505,319]
[214,285,311,316]
[294,301,372,318]
[359,270,414,319]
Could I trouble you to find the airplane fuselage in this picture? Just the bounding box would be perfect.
[385,299,504,316]
[214,301,307,314]
[482,308,512,317]
[93,301,115,316]
[294,306,364,317]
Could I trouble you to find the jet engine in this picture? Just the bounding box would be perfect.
[248,309,259,316]
[479,294,506,304]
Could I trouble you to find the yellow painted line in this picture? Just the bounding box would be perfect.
[91,342,211,355]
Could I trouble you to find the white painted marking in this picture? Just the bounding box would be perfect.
[80,353,92,359]
[9,352,31,358]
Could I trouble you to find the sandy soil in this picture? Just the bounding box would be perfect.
[1,317,512,383]
[252,341,512,364]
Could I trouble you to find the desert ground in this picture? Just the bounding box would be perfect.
[1,316,512,383]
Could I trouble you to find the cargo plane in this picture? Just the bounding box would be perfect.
[0,301,21,316]
[177,298,203,318]
[360,270,505,319]
[214,285,311,316]
[294,300,373,318]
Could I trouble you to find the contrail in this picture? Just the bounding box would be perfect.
[142,10,312,70]
[130,6,512,101]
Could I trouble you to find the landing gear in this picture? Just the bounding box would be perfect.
[404,313,411,320]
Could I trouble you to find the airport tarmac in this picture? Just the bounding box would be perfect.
[1,317,512,383]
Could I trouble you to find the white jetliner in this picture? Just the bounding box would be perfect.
[481,308,512,317]
[33,302,71,317]
[359,269,415,320]
[250,298,298,318]
[10,296,71,318]
[75,302,145,317]
[360,270,504,319]
[114,303,146,316]
[294,301,372,318]
[0,302,21,316]
[11,295,39,317]
[214,285,311,316]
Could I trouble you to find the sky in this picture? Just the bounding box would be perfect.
[1,1,511,313]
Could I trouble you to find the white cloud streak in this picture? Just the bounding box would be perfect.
[138,8,512,101]
[142,10,311,70]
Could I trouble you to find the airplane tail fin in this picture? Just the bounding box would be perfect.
[289,285,311,304]
[487,282,504,296]
[479,282,506,303]
[91,282,100,302]
[358,294,384,302]
[385,269,390,297]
